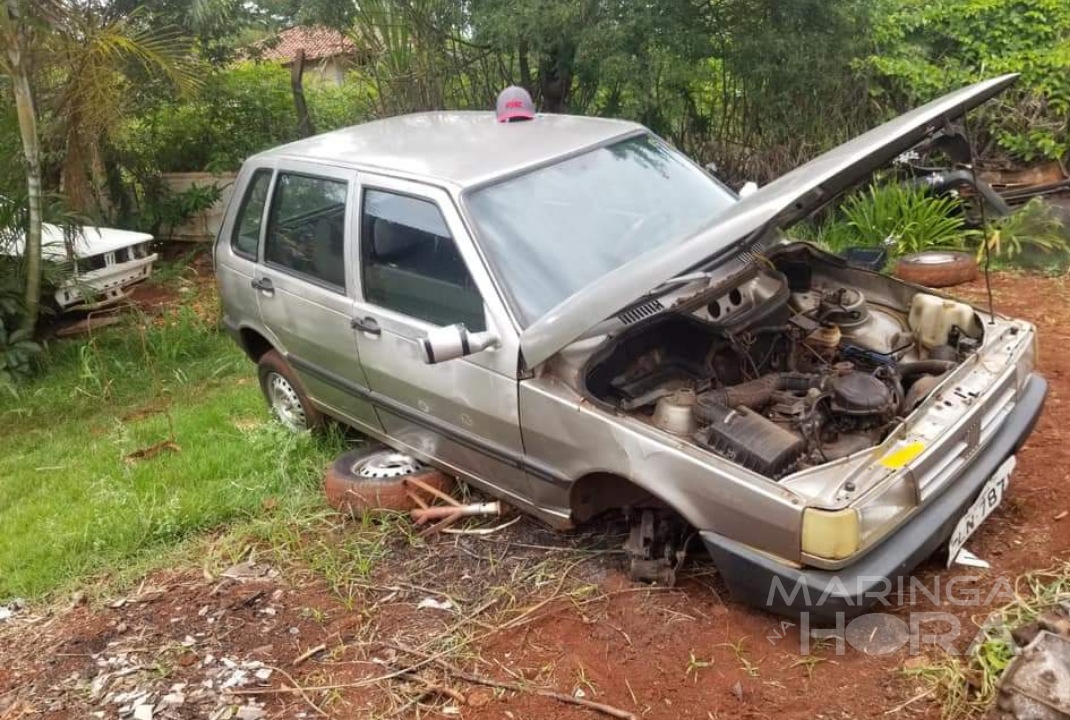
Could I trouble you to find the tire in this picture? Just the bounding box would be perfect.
[894,251,979,288]
[257,349,324,432]
[324,446,455,514]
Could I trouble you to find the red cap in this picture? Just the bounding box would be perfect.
[496,86,536,122]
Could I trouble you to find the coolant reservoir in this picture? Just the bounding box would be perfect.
[908,293,981,349]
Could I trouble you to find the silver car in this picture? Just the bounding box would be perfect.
[215,74,1045,618]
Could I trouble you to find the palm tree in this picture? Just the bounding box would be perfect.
[0,1,197,332]
[0,0,47,333]
[51,6,198,217]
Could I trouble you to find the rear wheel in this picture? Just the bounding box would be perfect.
[257,350,323,432]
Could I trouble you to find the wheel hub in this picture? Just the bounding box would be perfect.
[912,252,959,265]
[267,372,307,431]
[352,451,423,478]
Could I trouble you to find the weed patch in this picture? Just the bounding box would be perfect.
[906,561,1070,718]
[0,296,347,601]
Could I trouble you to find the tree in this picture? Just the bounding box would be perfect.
[104,0,257,63]
[0,0,47,333]
[0,1,197,332]
[48,5,198,218]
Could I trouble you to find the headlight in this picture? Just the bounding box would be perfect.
[803,472,916,564]
[802,508,860,560]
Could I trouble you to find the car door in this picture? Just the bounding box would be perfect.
[350,175,534,505]
[216,167,271,337]
[252,161,380,432]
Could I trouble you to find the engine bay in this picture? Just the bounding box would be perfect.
[581,252,985,479]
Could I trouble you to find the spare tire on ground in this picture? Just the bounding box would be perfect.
[324,446,454,514]
[894,251,979,288]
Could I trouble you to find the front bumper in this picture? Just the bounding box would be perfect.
[55,254,158,310]
[701,373,1048,621]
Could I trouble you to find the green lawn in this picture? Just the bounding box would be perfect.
[0,302,346,600]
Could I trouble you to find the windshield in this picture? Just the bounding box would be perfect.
[465,134,736,326]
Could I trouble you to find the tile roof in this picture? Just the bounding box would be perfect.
[258,25,358,63]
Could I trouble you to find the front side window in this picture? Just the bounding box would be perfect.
[361,189,485,331]
[231,169,273,258]
[264,173,348,289]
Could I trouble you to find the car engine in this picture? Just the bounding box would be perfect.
[581,259,982,480]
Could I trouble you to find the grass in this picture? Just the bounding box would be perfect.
[0,286,347,601]
[905,560,1070,718]
[215,507,416,609]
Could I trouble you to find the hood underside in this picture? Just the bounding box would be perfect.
[518,74,1018,369]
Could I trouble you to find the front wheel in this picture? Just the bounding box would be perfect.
[257,350,324,432]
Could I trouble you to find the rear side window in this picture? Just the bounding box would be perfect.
[264,173,348,290]
[231,169,273,258]
[361,189,485,331]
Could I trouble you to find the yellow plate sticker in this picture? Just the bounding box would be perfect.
[879,441,926,469]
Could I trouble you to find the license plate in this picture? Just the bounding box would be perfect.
[947,455,1016,566]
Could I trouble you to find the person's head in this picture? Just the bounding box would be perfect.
[495,86,535,123]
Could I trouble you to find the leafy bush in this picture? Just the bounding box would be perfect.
[117,62,299,174]
[307,72,379,134]
[0,280,41,387]
[806,183,969,257]
[976,198,1069,265]
[0,312,40,385]
[134,181,225,239]
[862,0,1070,163]
[117,63,378,175]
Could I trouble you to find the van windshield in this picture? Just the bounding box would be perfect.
[465,134,736,326]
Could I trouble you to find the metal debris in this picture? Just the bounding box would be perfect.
[991,630,1070,719]
[0,598,25,622]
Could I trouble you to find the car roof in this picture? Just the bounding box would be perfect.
[252,111,646,189]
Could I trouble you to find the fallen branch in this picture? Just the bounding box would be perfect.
[228,646,454,695]
[265,665,328,717]
[405,489,429,509]
[884,687,934,715]
[405,476,462,506]
[441,516,521,536]
[123,439,180,465]
[450,667,636,720]
[390,643,636,720]
[292,643,327,667]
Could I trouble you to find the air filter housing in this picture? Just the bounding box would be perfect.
[694,404,804,478]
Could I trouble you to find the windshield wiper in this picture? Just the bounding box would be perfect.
[642,270,716,299]
[615,271,716,319]
[618,217,777,318]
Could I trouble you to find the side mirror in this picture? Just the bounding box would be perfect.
[420,324,500,364]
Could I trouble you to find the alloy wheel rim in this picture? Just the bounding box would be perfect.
[267,372,307,431]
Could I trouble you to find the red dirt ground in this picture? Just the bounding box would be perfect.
[3,272,1069,720]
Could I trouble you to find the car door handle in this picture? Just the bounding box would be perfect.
[351,316,381,335]
[251,277,274,294]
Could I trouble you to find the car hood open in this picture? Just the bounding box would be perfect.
[517,74,1018,369]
